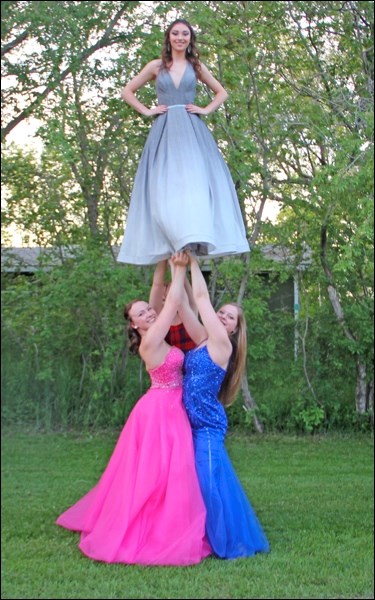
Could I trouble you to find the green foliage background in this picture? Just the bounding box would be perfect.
[1,1,373,432]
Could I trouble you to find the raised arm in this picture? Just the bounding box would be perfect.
[141,253,188,359]
[188,255,232,367]
[149,260,168,315]
[163,256,204,345]
[177,288,207,345]
[184,274,198,316]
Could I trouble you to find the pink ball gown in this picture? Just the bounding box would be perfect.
[56,346,212,565]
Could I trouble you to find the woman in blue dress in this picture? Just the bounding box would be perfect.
[117,19,249,265]
[177,252,270,559]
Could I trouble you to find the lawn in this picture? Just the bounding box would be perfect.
[1,431,373,599]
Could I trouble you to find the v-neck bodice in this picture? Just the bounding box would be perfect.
[166,63,189,90]
[156,62,197,106]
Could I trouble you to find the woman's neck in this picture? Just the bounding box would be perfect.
[171,51,187,62]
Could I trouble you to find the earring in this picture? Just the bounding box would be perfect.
[187,44,192,55]
[167,42,171,53]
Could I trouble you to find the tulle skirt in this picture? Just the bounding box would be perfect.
[56,386,211,565]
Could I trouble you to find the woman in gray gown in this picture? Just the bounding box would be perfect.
[117,19,249,266]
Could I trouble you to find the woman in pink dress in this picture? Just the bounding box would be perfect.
[56,253,211,566]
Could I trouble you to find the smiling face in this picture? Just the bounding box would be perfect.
[128,301,157,332]
[216,304,239,336]
[169,22,191,53]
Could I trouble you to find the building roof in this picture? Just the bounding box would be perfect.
[1,246,76,273]
[1,244,311,273]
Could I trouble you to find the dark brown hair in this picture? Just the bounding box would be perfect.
[161,19,201,77]
[123,299,142,355]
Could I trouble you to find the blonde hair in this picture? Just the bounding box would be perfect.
[218,303,247,407]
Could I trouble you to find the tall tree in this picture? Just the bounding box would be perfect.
[1,1,138,141]
[2,1,373,423]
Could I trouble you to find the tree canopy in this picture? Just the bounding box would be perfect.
[1,1,373,431]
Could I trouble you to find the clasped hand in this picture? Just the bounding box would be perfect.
[170,251,189,267]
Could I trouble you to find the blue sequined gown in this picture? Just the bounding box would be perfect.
[183,346,270,559]
[117,62,249,265]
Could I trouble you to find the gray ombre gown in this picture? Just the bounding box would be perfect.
[117,63,250,265]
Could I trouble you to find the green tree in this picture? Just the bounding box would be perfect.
[1,1,373,428]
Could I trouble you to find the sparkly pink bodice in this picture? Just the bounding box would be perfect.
[149,346,184,389]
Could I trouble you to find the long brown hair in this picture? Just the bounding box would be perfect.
[218,303,247,407]
[123,299,142,355]
[161,19,201,77]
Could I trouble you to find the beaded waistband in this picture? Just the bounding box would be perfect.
[150,383,182,389]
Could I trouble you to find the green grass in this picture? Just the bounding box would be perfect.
[1,431,374,599]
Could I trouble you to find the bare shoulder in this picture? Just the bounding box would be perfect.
[198,61,209,73]
[147,58,163,78]
[206,336,232,370]
[197,62,211,80]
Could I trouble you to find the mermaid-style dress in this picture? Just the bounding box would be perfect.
[117,63,250,265]
[183,346,270,559]
[56,346,211,565]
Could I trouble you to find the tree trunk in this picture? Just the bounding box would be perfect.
[237,254,265,433]
[355,361,373,415]
[241,374,264,433]
[320,223,369,416]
